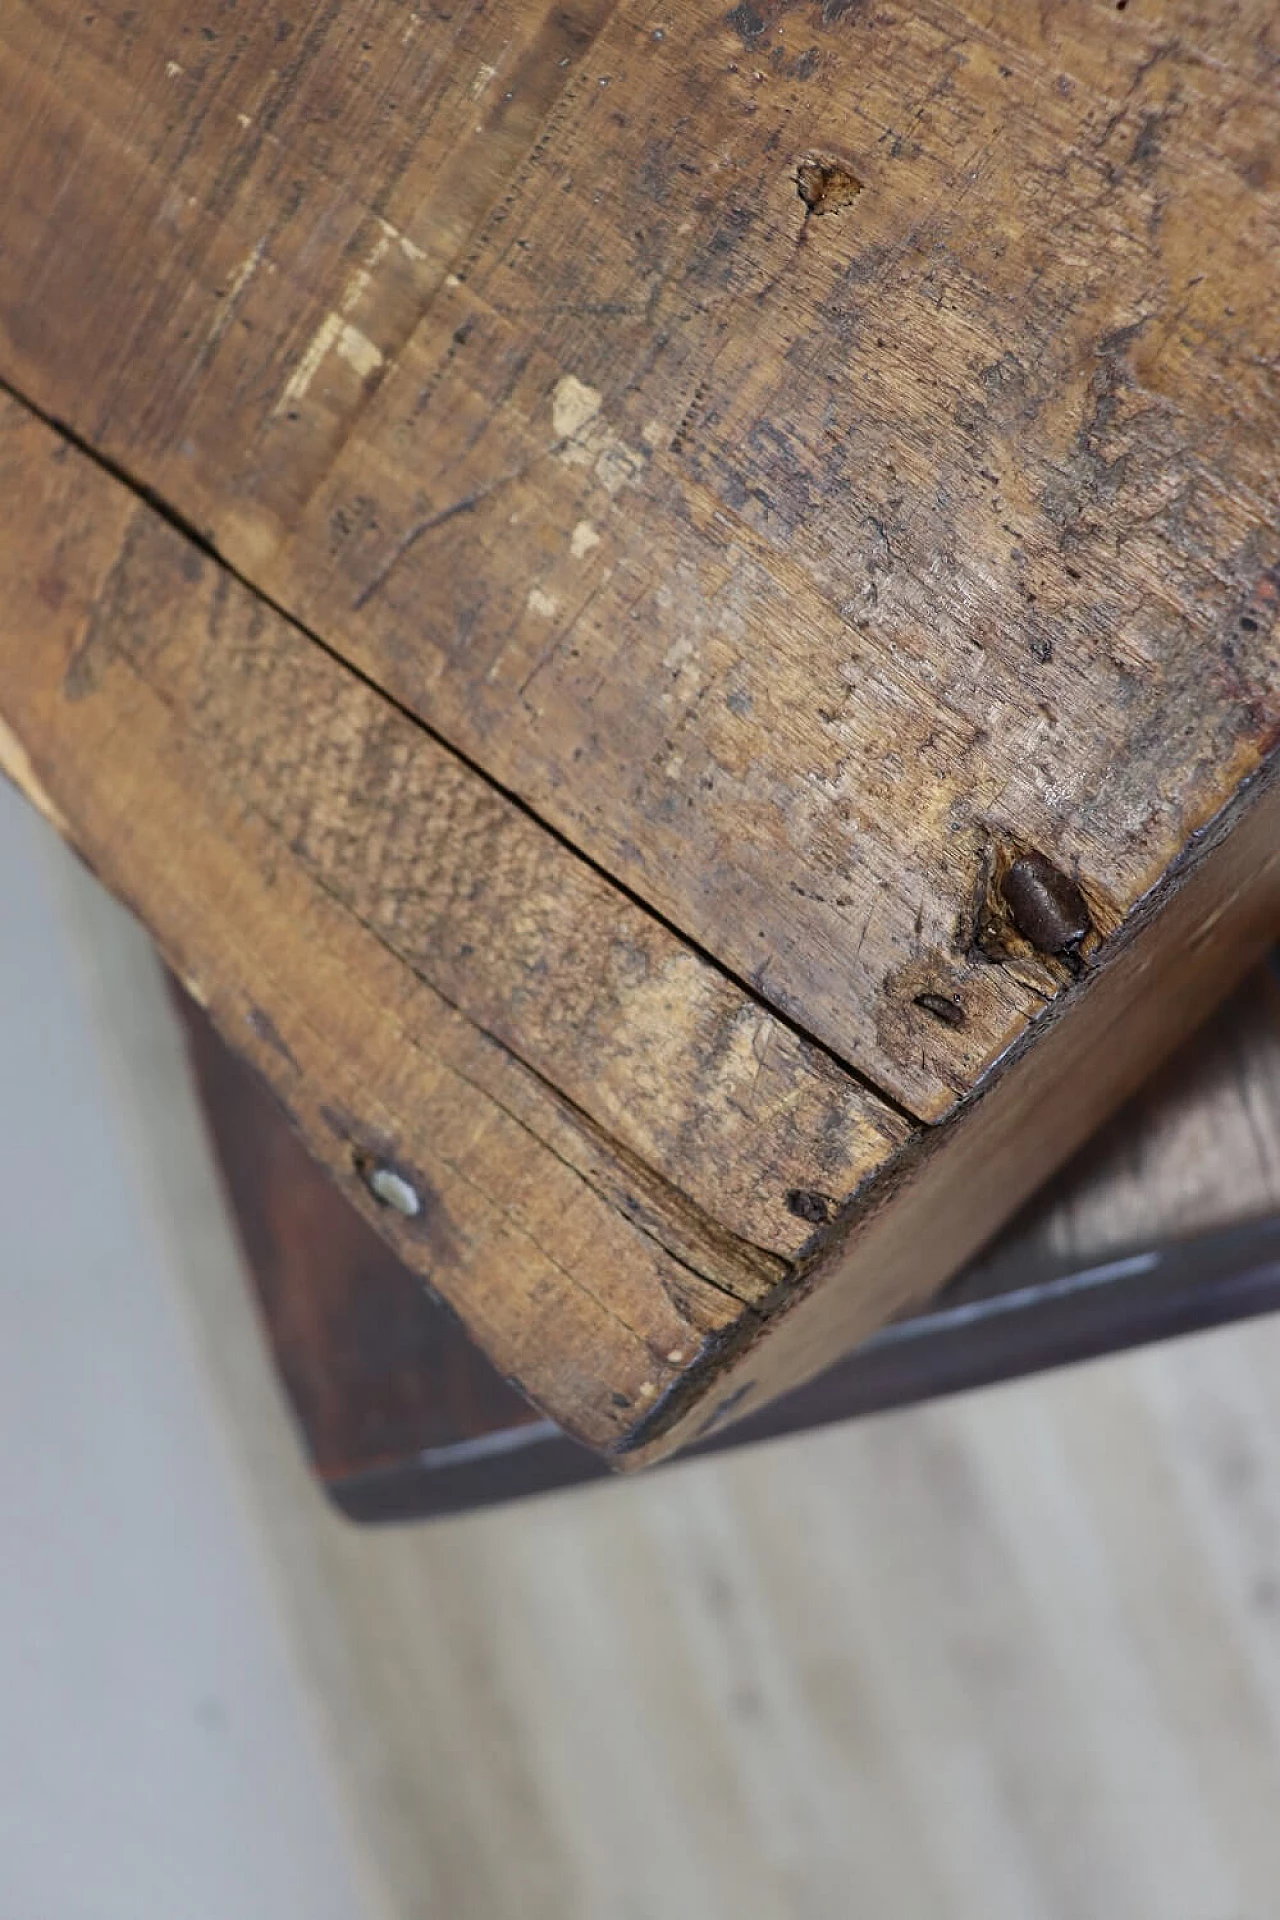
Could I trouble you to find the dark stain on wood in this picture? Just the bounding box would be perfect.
[247,1004,300,1073]
[796,157,863,215]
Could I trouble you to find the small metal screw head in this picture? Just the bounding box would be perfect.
[365,1165,422,1217]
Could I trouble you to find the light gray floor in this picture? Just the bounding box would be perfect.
[11,773,1280,1920]
[0,780,376,1920]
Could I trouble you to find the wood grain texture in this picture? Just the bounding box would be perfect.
[173,975,546,1478]
[45,463,902,1270]
[175,958,1280,1518]
[1,394,886,1450]
[2,0,1279,1456]
[3,0,1277,1116]
[649,757,1280,1454]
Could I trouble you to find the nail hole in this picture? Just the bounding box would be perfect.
[786,1188,835,1225]
[914,991,967,1028]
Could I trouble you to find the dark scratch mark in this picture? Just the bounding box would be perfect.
[518,583,604,703]
[352,488,492,612]
[247,1004,300,1072]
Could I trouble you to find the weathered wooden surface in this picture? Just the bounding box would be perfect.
[176,960,1280,1518]
[653,763,1280,1452]
[3,0,1278,1110]
[0,393,913,1450]
[1,0,1278,1456]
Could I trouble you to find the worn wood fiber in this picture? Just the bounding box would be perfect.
[1,0,1277,1456]
[174,960,1280,1517]
[0,394,914,1450]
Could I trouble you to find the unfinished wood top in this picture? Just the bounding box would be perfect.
[0,392,918,1449]
[5,0,1276,1118]
[1,0,1278,1456]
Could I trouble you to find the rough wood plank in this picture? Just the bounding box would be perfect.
[20,388,1274,1466]
[2,0,1279,1460]
[172,979,548,1479]
[0,392,902,1450]
[0,403,900,1271]
[647,758,1280,1455]
[2,0,1277,1121]
[175,957,1280,1516]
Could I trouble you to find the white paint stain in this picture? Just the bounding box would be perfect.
[335,322,383,379]
[659,628,703,708]
[526,587,560,618]
[202,240,265,354]
[336,241,388,321]
[274,312,344,415]
[272,233,393,416]
[552,375,646,495]
[552,374,602,440]
[226,248,265,299]
[379,215,425,263]
[181,972,210,1010]
[570,520,600,560]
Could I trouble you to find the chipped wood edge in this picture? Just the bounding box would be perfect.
[627,751,1280,1462]
[4,383,1278,1463]
[0,391,884,1451]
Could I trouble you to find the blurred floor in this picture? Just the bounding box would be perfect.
[7,778,1280,1920]
[0,783,378,1920]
